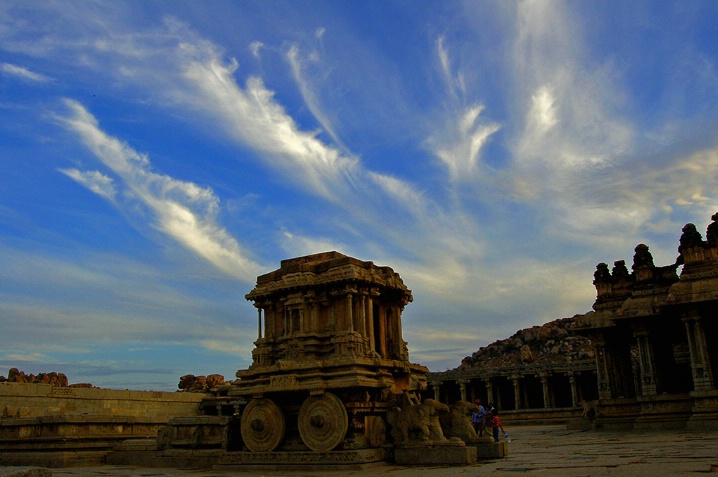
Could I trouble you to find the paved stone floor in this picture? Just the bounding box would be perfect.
[12,425,718,477]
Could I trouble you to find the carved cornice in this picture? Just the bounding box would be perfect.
[246,252,411,302]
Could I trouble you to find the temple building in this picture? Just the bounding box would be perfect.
[573,213,718,429]
[429,212,718,429]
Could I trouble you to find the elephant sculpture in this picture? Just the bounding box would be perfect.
[386,398,450,445]
[440,401,487,444]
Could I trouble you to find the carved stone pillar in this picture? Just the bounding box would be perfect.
[539,373,550,408]
[301,292,316,333]
[568,374,578,408]
[346,293,354,333]
[683,312,715,391]
[433,382,442,401]
[366,295,375,353]
[308,301,318,333]
[360,295,367,336]
[634,328,657,395]
[386,306,399,358]
[495,380,502,409]
[272,303,282,338]
[257,307,262,340]
[595,340,612,400]
[378,307,387,358]
[396,300,406,352]
[458,380,468,402]
[511,375,521,410]
[484,379,494,407]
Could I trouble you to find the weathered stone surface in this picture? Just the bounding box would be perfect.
[27,424,718,475]
[0,467,52,477]
[394,445,476,465]
[475,440,508,458]
[215,448,388,469]
[0,467,51,477]
[106,448,225,469]
[0,382,203,419]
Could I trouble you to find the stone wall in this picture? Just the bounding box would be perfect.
[0,382,204,419]
[0,383,206,467]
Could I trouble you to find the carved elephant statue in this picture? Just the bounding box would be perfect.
[387,398,450,445]
[440,401,483,443]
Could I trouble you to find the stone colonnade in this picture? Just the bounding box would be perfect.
[427,362,598,412]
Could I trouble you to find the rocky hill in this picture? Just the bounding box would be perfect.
[458,316,594,370]
[0,368,96,388]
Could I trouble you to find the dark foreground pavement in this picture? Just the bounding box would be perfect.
[9,424,718,477]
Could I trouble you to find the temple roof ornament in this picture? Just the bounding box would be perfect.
[706,213,718,248]
[632,244,654,271]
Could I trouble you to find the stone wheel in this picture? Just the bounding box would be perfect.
[298,392,348,452]
[240,397,285,452]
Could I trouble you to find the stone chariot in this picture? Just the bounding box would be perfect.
[228,251,429,453]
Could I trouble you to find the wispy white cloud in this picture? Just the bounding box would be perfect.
[286,43,346,150]
[3,353,50,363]
[249,41,264,58]
[436,36,465,101]
[57,99,265,281]
[178,44,359,203]
[511,2,633,183]
[0,295,249,348]
[367,172,428,219]
[168,27,491,280]
[280,228,348,259]
[432,106,501,182]
[199,339,250,357]
[1,63,50,82]
[427,38,502,182]
[59,168,117,200]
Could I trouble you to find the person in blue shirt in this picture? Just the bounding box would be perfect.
[471,398,486,436]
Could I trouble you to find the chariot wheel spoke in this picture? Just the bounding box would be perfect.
[240,398,285,452]
[298,392,348,452]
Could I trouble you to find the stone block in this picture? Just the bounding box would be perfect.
[394,445,477,465]
[475,440,508,459]
[112,438,158,451]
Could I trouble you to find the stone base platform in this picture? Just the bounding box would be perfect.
[394,445,476,466]
[106,443,224,469]
[108,445,389,471]
[0,451,107,468]
[475,441,508,459]
[214,448,389,471]
[0,468,51,477]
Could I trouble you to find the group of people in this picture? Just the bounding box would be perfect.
[471,398,508,442]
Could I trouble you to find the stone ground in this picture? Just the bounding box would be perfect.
[6,425,718,477]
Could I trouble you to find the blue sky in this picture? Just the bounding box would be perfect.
[1,1,717,391]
